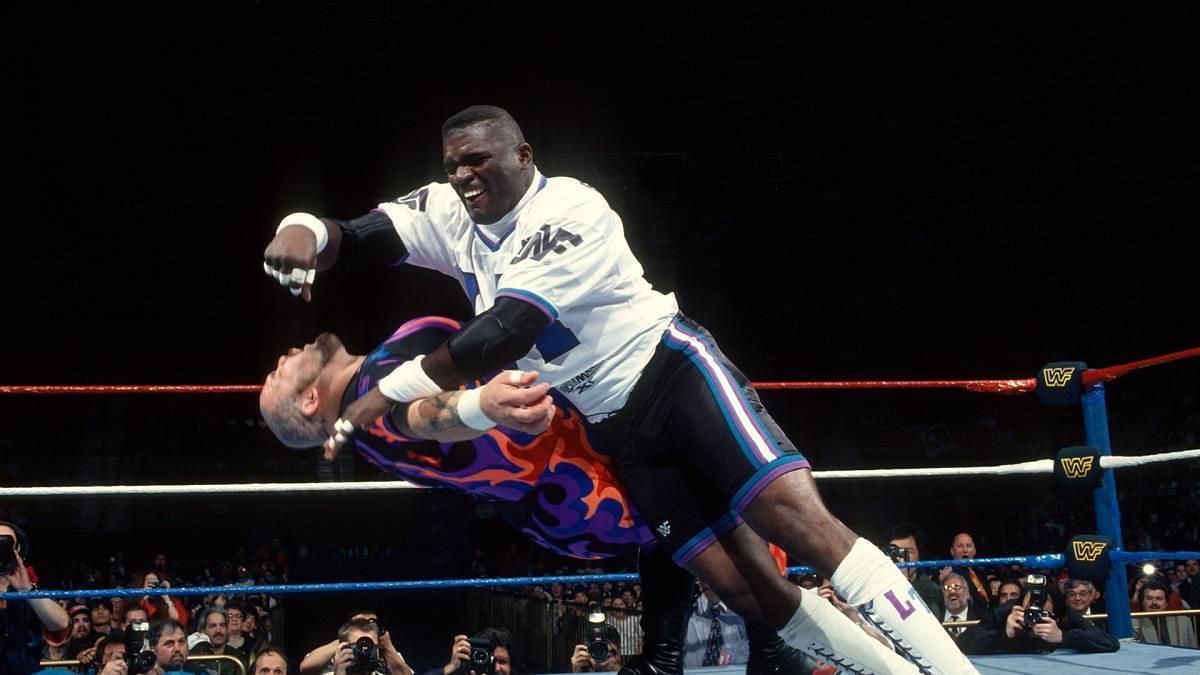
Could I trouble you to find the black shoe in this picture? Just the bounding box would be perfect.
[745,619,820,675]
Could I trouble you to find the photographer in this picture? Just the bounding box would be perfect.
[1,521,70,675]
[430,629,511,675]
[133,572,188,631]
[330,619,391,675]
[958,574,1118,655]
[886,525,943,618]
[569,626,620,673]
[300,612,410,675]
[94,630,128,675]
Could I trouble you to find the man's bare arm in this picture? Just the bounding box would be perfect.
[393,371,555,443]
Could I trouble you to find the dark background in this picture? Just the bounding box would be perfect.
[3,1,1198,668]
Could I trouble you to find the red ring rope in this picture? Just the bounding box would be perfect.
[2,346,1196,395]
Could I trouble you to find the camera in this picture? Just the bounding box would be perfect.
[347,637,386,675]
[126,648,158,675]
[586,606,612,662]
[1022,574,1055,633]
[461,637,494,675]
[125,622,156,675]
[0,535,16,575]
[881,543,910,564]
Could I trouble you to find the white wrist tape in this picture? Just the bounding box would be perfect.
[378,356,442,403]
[456,387,496,431]
[277,212,329,253]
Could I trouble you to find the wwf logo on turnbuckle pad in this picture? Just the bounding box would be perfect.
[510,225,583,264]
[1065,535,1112,581]
[1053,446,1102,490]
[656,521,671,537]
[1072,540,1108,562]
[1060,455,1094,479]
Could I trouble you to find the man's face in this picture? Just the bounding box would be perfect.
[255,652,287,675]
[154,554,167,569]
[889,536,921,562]
[889,536,920,580]
[70,613,92,639]
[943,576,969,614]
[260,334,342,415]
[154,627,188,670]
[998,582,1022,605]
[101,641,127,667]
[492,645,511,675]
[1187,560,1200,577]
[204,612,228,647]
[442,122,533,225]
[1066,583,1096,612]
[1173,564,1187,582]
[124,608,149,629]
[226,608,243,636]
[1142,589,1168,611]
[950,533,976,560]
[91,605,112,626]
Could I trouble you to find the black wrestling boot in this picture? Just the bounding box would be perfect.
[618,549,693,675]
[745,618,822,675]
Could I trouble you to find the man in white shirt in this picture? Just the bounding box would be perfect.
[263,105,977,675]
[684,586,749,667]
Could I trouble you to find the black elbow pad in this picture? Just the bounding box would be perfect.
[447,297,550,378]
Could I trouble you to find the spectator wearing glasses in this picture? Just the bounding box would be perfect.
[1064,580,1104,616]
[223,601,254,660]
[941,573,983,639]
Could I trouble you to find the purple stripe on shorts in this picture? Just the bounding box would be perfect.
[733,457,812,514]
[672,514,744,567]
[674,531,719,567]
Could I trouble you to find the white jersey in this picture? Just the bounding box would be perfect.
[377,168,678,418]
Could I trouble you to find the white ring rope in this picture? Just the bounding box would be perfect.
[2,448,1196,497]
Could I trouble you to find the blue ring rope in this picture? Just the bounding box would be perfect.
[8,551,1197,601]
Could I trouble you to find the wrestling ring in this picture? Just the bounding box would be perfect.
[4,346,1200,674]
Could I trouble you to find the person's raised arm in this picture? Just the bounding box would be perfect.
[299,640,340,675]
[264,210,408,301]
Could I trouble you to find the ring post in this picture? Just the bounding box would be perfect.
[1081,383,1132,638]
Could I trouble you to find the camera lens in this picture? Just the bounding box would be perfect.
[587,640,610,662]
[127,649,158,675]
[351,637,376,663]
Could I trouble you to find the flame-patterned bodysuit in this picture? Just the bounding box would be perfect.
[341,316,655,560]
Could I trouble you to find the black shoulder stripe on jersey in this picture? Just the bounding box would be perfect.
[330,210,409,267]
